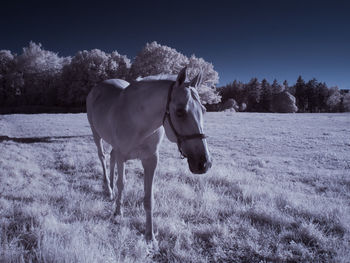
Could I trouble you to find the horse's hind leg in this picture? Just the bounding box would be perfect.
[114,151,125,216]
[92,132,113,199]
[109,149,117,200]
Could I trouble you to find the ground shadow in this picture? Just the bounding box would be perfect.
[0,135,91,144]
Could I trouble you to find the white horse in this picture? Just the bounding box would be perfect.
[86,67,212,242]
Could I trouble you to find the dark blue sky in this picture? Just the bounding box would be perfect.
[1,0,349,88]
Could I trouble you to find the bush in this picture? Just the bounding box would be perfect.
[270,91,298,113]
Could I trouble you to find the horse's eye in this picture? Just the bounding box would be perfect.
[176,108,187,118]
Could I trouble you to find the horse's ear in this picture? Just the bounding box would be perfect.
[176,67,187,86]
[189,72,202,88]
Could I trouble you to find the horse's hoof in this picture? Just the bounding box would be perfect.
[146,238,159,255]
[109,193,115,201]
[113,211,123,223]
[113,208,123,217]
[145,233,157,244]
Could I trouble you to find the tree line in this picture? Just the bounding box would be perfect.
[1,41,349,113]
[215,77,350,113]
[0,41,220,112]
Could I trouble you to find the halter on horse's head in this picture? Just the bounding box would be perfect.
[163,67,212,174]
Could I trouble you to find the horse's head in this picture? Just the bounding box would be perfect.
[163,67,212,174]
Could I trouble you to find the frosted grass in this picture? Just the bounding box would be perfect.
[0,113,349,262]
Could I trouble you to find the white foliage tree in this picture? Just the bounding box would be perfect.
[109,51,131,79]
[130,42,220,104]
[130,41,188,79]
[60,49,130,106]
[187,55,220,104]
[15,42,70,105]
[16,41,68,76]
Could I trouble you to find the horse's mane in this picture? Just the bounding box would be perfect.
[136,74,179,82]
[190,87,206,113]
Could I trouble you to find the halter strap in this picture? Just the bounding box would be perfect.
[162,83,206,158]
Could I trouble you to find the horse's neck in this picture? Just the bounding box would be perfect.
[120,80,170,135]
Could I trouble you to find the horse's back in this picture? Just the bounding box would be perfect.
[88,78,128,100]
[87,79,129,141]
[88,78,129,106]
[103,79,130,89]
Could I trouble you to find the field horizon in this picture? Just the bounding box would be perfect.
[0,112,349,262]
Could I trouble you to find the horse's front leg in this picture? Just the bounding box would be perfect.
[141,152,158,242]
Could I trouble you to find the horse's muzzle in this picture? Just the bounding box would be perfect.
[188,154,212,174]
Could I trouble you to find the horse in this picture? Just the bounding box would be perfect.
[86,67,212,242]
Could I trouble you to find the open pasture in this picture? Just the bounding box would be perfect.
[0,113,349,262]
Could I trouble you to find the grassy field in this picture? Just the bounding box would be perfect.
[0,112,349,262]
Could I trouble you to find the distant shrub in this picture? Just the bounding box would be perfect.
[239,103,247,112]
[221,98,238,112]
[271,91,298,113]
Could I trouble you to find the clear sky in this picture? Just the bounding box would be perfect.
[1,0,349,88]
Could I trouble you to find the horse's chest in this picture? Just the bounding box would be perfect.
[118,128,164,161]
[125,144,151,160]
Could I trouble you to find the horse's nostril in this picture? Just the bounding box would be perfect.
[207,162,213,169]
[198,161,211,172]
[196,155,212,173]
